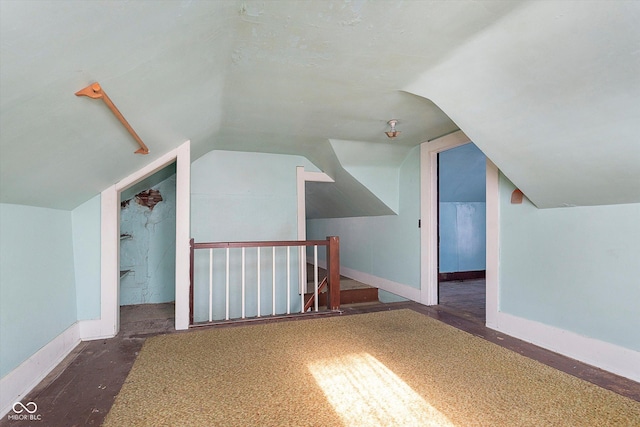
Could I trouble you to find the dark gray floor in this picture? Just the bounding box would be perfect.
[0,303,176,427]
[119,302,175,337]
[438,278,486,323]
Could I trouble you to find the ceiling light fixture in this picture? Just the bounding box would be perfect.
[385,119,400,139]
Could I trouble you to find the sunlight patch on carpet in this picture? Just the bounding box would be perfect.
[309,352,454,427]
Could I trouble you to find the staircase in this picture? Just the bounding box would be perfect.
[304,264,378,308]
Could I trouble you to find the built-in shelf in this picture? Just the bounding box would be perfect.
[120,269,132,278]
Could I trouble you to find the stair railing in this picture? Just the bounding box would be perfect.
[189,236,340,325]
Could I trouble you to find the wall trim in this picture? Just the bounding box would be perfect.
[340,266,421,302]
[492,312,640,382]
[296,167,334,240]
[438,270,485,282]
[0,323,80,418]
[93,140,192,340]
[97,185,119,339]
[420,133,499,330]
[420,131,474,306]
[174,141,191,330]
[297,167,334,291]
[485,159,500,329]
[78,319,115,341]
[311,257,422,303]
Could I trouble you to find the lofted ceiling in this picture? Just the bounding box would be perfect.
[1,0,638,212]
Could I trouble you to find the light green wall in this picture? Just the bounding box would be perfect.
[499,174,640,351]
[191,150,314,241]
[328,139,414,215]
[306,146,421,289]
[72,195,101,320]
[0,204,77,377]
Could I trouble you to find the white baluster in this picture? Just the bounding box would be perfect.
[272,246,276,315]
[299,246,305,313]
[257,247,261,317]
[225,247,230,321]
[209,248,213,322]
[286,246,291,314]
[241,247,246,319]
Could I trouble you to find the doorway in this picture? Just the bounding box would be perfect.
[119,163,176,336]
[91,140,190,341]
[437,143,487,322]
[419,131,499,328]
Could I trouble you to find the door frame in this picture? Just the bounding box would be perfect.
[82,140,191,340]
[420,131,499,327]
[296,166,334,291]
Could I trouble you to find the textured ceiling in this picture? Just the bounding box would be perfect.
[1,1,638,212]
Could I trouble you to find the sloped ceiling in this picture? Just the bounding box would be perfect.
[1,1,638,212]
[405,1,640,208]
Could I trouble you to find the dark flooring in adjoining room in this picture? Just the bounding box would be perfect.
[119,302,175,338]
[438,278,486,323]
[3,292,639,426]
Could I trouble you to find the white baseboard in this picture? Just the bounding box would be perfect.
[339,266,421,302]
[79,318,117,341]
[493,311,640,382]
[304,258,640,382]
[309,257,422,303]
[0,323,81,417]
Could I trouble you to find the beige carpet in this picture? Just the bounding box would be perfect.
[103,309,640,427]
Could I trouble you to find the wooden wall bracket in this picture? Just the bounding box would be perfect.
[75,82,149,155]
[511,188,524,204]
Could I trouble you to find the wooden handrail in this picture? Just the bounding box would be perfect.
[192,239,331,249]
[75,82,150,155]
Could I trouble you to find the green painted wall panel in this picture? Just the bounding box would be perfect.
[191,151,312,242]
[0,204,77,377]
[72,195,101,320]
[499,174,640,351]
